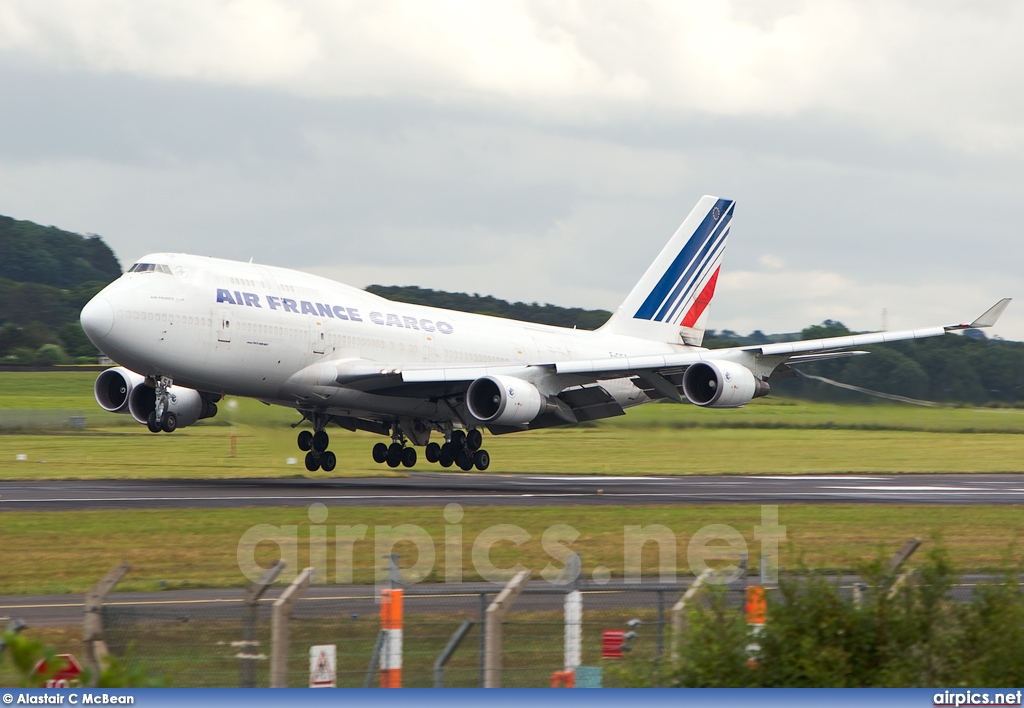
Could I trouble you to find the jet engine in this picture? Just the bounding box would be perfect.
[128,384,218,428]
[682,361,770,408]
[94,367,147,415]
[466,375,548,425]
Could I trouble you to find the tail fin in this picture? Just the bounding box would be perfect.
[602,195,734,346]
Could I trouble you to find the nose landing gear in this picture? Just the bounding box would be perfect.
[145,376,177,434]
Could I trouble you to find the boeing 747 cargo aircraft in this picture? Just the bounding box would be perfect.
[79,196,1010,472]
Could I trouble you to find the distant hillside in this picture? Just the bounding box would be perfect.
[0,215,121,287]
[365,284,612,330]
[0,215,122,364]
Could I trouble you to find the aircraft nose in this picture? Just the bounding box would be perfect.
[80,296,115,342]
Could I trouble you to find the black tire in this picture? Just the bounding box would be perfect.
[466,428,482,451]
[297,430,313,452]
[312,430,330,453]
[146,411,161,433]
[441,442,454,457]
[425,442,441,463]
[456,449,473,470]
[372,442,388,464]
[321,450,337,472]
[439,450,454,468]
[401,447,417,468]
[304,451,320,472]
[386,443,402,468]
[161,412,177,433]
[451,429,466,447]
[474,449,490,471]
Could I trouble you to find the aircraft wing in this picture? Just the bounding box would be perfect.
[400,298,1012,387]
[305,299,1011,395]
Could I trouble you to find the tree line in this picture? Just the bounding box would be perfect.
[706,321,1024,406]
[0,215,121,364]
[2,211,1021,406]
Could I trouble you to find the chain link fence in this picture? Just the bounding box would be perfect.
[98,572,1019,688]
[102,580,731,688]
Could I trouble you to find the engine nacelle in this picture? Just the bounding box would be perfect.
[128,383,218,428]
[682,361,770,408]
[466,375,548,425]
[94,367,147,414]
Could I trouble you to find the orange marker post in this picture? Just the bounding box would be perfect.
[745,585,766,667]
[380,588,404,687]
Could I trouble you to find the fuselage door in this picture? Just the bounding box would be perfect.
[217,308,231,343]
[312,320,325,354]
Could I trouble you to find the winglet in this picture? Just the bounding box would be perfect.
[970,298,1012,328]
[945,298,1012,331]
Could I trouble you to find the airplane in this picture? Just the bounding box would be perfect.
[79,195,1011,473]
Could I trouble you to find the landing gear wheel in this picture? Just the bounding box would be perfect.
[320,450,337,472]
[161,412,177,433]
[312,430,330,453]
[456,449,474,471]
[146,412,161,433]
[466,429,482,451]
[372,442,388,464]
[386,443,403,468]
[451,430,466,447]
[401,447,417,468]
[425,442,441,463]
[439,449,455,468]
[297,430,313,451]
[304,451,320,472]
[474,449,490,471]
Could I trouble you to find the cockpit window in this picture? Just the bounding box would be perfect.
[128,263,172,274]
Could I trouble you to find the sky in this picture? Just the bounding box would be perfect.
[1,0,1023,339]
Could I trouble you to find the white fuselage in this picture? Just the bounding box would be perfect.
[82,253,694,422]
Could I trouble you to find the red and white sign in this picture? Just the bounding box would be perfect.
[309,644,337,688]
[31,653,84,688]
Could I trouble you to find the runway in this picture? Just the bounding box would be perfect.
[3,472,1024,510]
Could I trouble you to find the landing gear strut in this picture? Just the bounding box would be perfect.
[146,376,177,434]
[297,411,336,473]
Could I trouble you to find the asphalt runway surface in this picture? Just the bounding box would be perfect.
[3,472,1024,511]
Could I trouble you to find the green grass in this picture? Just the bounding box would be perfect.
[1,504,1022,595]
[4,371,1024,477]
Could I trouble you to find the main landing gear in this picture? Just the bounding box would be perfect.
[297,412,336,473]
[371,423,418,469]
[146,376,178,434]
[371,427,489,471]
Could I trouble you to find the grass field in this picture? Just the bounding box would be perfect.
[2,371,1023,605]
[1,504,1022,595]
[3,371,1024,477]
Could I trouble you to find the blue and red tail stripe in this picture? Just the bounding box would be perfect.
[633,198,734,323]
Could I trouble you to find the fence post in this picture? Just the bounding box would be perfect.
[478,592,487,687]
[269,566,313,688]
[670,568,714,663]
[484,570,530,688]
[240,559,284,688]
[434,620,475,688]
[564,590,582,673]
[379,588,403,688]
[82,561,130,684]
[654,589,667,686]
[886,538,922,599]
